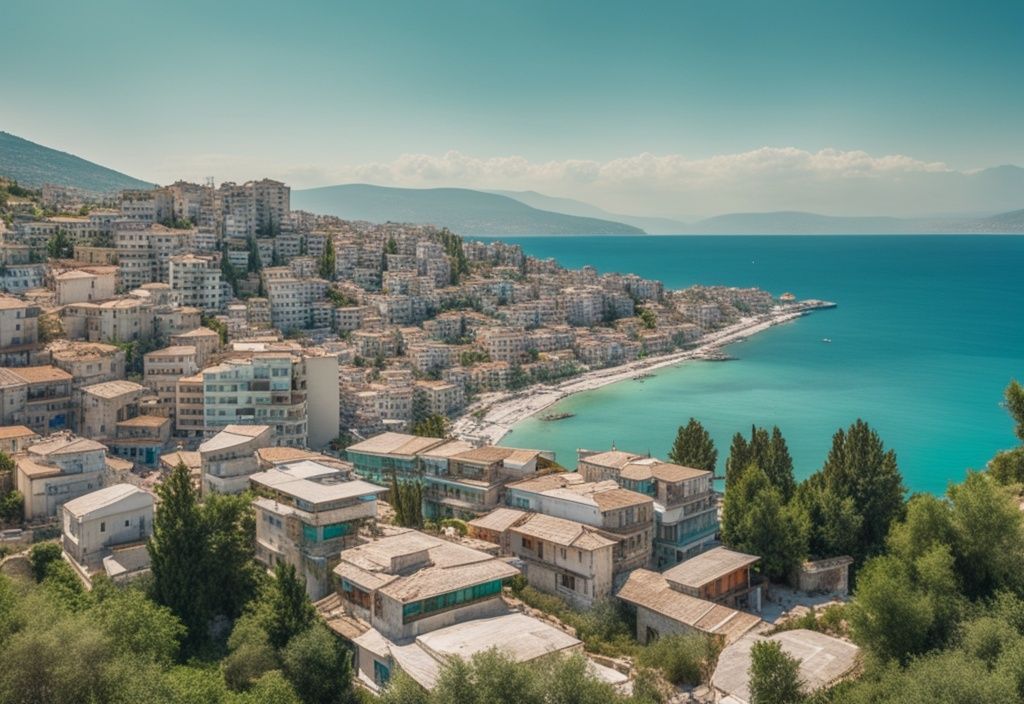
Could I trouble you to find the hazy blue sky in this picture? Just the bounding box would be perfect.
[4,0,1023,216]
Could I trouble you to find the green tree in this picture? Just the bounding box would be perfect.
[28,542,63,582]
[149,461,210,650]
[201,491,262,621]
[223,613,279,692]
[667,418,718,472]
[91,586,185,665]
[803,420,905,564]
[721,465,807,580]
[320,237,336,280]
[413,414,448,438]
[247,236,263,272]
[725,426,795,499]
[45,228,73,259]
[242,671,303,704]
[263,563,315,650]
[385,237,398,255]
[748,640,804,704]
[281,623,355,704]
[378,671,430,704]
[1006,379,1024,441]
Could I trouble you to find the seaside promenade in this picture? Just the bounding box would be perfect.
[452,300,835,447]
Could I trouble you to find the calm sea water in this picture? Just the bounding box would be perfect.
[480,235,1024,495]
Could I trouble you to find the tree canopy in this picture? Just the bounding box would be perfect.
[667,418,718,473]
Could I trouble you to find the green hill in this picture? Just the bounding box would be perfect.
[0,131,154,192]
[292,184,644,235]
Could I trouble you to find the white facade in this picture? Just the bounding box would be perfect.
[62,484,154,570]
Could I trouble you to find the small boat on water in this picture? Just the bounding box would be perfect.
[540,412,575,422]
[822,338,832,343]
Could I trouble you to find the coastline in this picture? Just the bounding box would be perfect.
[452,300,835,447]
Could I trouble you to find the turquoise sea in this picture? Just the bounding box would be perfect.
[481,235,1024,495]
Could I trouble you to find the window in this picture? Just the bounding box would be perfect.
[100,521,106,532]
[124,519,130,527]
[560,574,576,591]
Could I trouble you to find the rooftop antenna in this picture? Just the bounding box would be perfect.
[205,176,214,189]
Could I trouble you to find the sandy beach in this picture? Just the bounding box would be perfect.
[452,301,834,446]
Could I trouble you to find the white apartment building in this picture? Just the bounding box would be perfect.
[200,424,272,494]
[168,254,226,313]
[15,435,108,520]
[62,484,154,571]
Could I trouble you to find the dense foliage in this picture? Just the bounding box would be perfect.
[667,418,718,472]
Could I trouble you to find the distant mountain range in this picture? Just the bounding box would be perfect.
[291,184,644,235]
[1,130,1021,234]
[0,131,154,192]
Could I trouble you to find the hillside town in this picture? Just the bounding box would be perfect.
[0,176,858,703]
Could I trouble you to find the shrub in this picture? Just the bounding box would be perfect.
[636,633,721,685]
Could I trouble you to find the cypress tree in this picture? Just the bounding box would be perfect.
[667,418,718,473]
[149,461,209,650]
[264,563,315,649]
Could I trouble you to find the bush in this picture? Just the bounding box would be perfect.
[28,542,62,582]
[636,633,721,685]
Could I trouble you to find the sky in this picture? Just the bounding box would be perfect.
[3,0,1023,218]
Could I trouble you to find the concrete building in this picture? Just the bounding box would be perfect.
[199,354,308,446]
[616,569,762,646]
[0,366,74,434]
[265,277,330,332]
[466,507,529,554]
[251,460,386,599]
[0,296,39,367]
[509,512,616,608]
[413,380,465,418]
[200,424,272,494]
[143,345,199,413]
[47,341,126,387]
[169,328,220,367]
[106,414,172,468]
[168,254,225,313]
[711,630,860,703]
[662,547,762,612]
[578,450,719,566]
[79,380,148,439]
[0,425,39,455]
[61,484,153,572]
[54,269,116,305]
[15,435,108,520]
[506,473,654,575]
[333,529,519,642]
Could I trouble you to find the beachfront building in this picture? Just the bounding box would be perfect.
[14,435,108,520]
[251,460,386,599]
[578,449,719,566]
[508,512,616,608]
[199,424,272,494]
[616,568,763,646]
[61,484,154,573]
[505,473,654,575]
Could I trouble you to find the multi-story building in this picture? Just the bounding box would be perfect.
[578,449,719,566]
[168,254,226,313]
[105,414,172,468]
[265,277,330,332]
[47,341,126,388]
[61,484,154,573]
[15,435,108,520]
[506,473,654,575]
[173,372,205,439]
[54,269,117,306]
[169,327,220,367]
[114,222,195,290]
[413,380,465,417]
[0,296,39,367]
[79,380,148,439]
[0,425,39,455]
[199,353,308,446]
[0,365,74,434]
[662,547,763,612]
[143,345,199,413]
[251,460,385,599]
[199,424,272,494]
[508,512,616,609]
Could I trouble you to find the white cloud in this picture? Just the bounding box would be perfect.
[150,146,964,218]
